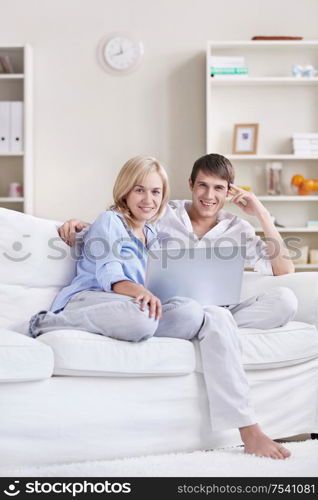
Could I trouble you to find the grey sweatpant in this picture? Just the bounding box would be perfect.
[30,292,204,342]
[30,287,297,432]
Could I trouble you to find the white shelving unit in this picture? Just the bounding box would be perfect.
[207,40,318,271]
[227,154,318,160]
[0,74,24,80]
[0,197,24,202]
[0,45,33,214]
[244,195,317,201]
[211,77,318,86]
[295,264,318,270]
[254,227,318,233]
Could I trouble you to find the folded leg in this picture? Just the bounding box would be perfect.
[230,287,298,329]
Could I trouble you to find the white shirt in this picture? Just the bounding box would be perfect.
[156,200,273,275]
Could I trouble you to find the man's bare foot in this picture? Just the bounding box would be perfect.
[239,424,291,459]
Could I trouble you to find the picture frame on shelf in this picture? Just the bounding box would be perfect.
[232,123,259,154]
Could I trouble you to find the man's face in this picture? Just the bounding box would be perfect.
[189,171,229,219]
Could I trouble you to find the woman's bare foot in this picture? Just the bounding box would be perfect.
[239,424,291,459]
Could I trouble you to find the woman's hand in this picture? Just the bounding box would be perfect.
[112,282,162,320]
[58,219,90,246]
[133,288,162,320]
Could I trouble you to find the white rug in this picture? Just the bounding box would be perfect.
[1,440,318,477]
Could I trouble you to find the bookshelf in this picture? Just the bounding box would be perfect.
[206,40,318,271]
[210,77,318,86]
[0,45,33,214]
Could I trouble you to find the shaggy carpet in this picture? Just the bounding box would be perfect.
[1,440,318,477]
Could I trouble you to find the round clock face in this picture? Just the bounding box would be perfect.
[99,34,144,74]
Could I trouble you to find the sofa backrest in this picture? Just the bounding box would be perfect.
[0,208,77,334]
[2,208,317,336]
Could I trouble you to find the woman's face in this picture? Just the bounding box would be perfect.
[125,171,163,224]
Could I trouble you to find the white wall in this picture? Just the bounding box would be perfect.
[1,0,318,221]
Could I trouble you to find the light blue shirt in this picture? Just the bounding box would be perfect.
[51,210,160,313]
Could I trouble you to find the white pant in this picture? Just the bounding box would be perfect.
[30,286,297,432]
[199,287,298,430]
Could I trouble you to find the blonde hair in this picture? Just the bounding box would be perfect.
[110,156,170,228]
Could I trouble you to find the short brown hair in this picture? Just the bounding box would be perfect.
[190,154,234,186]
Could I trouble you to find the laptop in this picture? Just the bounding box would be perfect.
[145,246,245,306]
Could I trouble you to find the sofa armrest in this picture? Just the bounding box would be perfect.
[241,272,318,329]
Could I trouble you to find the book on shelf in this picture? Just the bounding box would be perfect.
[292,133,318,155]
[0,101,23,153]
[293,150,318,154]
[209,56,248,78]
[293,140,318,148]
[309,249,318,265]
[292,133,318,139]
[0,55,14,73]
[209,56,245,65]
[210,67,248,76]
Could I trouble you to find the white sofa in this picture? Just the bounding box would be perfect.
[1,207,318,468]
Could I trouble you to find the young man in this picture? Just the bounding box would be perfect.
[58,154,297,460]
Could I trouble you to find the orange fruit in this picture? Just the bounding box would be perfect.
[313,179,318,191]
[291,174,305,187]
[298,183,311,195]
[302,179,315,191]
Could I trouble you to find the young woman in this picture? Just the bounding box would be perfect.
[29,156,204,341]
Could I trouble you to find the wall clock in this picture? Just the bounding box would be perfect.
[98,33,144,74]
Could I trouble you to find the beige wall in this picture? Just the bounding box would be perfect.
[1,0,318,221]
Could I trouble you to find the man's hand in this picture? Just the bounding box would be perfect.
[228,184,294,274]
[228,184,269,218]
[58,219,90,246]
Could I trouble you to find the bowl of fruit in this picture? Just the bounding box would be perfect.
[291,174,318,195]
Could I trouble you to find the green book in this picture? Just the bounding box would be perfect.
[210,66,248,76]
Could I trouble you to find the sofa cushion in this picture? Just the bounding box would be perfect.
[37,330,195,376]
[0,283,61,334]
[240,321,318,369]
[194,321,318,371]
[0,329,54,382]
[0,208,77,333]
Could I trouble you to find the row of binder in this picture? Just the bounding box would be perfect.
[0,101,23,154]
